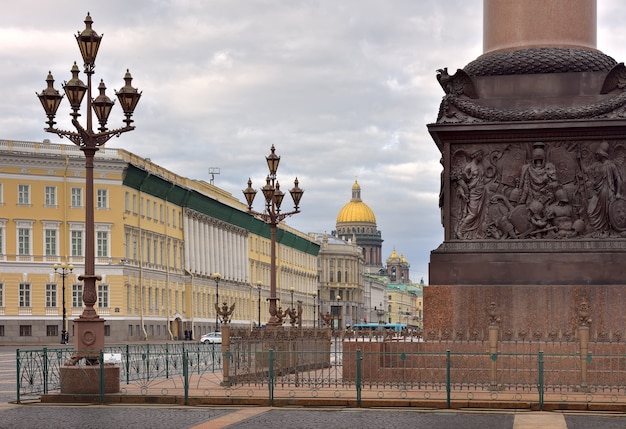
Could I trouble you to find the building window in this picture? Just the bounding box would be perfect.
[98,284,109,309]
[132,194,137,214]
[160,240,164,265]
[71,187,82,207]
[96,189,108,209]
[18,184,30,205]
[19,283,31,307]
[46,325,58,337]
[46,283,57,308]
[0,183,3,204]
[72,283,83,308]
[45,229,57,256]
[146,199,151,219]
[18,228,31,255]
[97,231,109,258]
[126,283,131,310]
[0,326,4,336]
[45,186,57,207]
[0,283,3,307]
[125,192,130,212]
[71,230,83,257]
[104,325,111,336]
[153,202,157,221]
[0,225,4,255]
[19,325,32,336]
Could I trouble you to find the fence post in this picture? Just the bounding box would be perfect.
[43,348,48,395]
[146,344,151,381]
[125,344,130,385]
[99,350,105,404]
[183,350,189,405]
[579,324,590,392]
[446,349,451,409]
[356,349,362,407]
[165,343,170,378]
[15,349,21,403]
[268,349,275,406]
[489,325,499,389]
[537,350,544,411]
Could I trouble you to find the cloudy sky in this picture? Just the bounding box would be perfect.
[2,1,626,283]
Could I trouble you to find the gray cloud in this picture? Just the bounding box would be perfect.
[4,0,624,282]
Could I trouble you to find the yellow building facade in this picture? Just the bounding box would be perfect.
[0,139,318,344]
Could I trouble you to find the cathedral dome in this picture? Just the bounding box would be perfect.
[336,180,376,224]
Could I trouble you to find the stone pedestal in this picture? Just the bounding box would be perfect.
[427,27,626,342]
[60,365,120,394]
[73,317,105,359]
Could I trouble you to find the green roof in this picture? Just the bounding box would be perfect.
[123,164,319,256]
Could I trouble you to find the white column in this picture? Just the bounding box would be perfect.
[197,218,205,276]
[183,213,191,272]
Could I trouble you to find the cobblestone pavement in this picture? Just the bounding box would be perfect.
[1,405,626,429]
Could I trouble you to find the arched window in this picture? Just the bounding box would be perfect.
[337,271,342,282]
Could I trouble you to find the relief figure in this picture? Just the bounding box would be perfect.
[449,140,626,240]
[585,141,623,236]
[455,149,486,239]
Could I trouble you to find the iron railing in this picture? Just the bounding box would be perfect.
[16,342,626,409]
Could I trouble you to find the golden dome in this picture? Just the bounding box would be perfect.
[336,180,377,224]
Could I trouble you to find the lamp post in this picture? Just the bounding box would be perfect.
[256,281,262,327]
[212,273,222,332]
[289,286,295,309]
[335,294,341,330]
[53,262,74,344]
[311,292,317,328]
[38,13,141,358]
[243,145,303,328]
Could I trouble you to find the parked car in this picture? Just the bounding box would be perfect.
[199,332,222,344]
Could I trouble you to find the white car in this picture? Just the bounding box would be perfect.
[199,332,222,344]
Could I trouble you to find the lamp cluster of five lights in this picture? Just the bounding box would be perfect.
[243,145,303,216]
[37,13,141,133]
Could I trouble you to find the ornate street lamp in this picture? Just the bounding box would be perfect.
[212,273,222,332]
[37,13,140,361]
[53,263,74,344]
[289,286,295,309]
[243,145,303,328]
[256,281,262,327]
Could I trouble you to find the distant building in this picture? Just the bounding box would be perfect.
[0,139,318,343]
[333,180,384,271]
[385,249,422,327]
[329,180,426,328]
[310,233,364,329]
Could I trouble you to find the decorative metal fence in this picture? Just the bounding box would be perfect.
[15,340,626,409]
[16,343,222,403]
